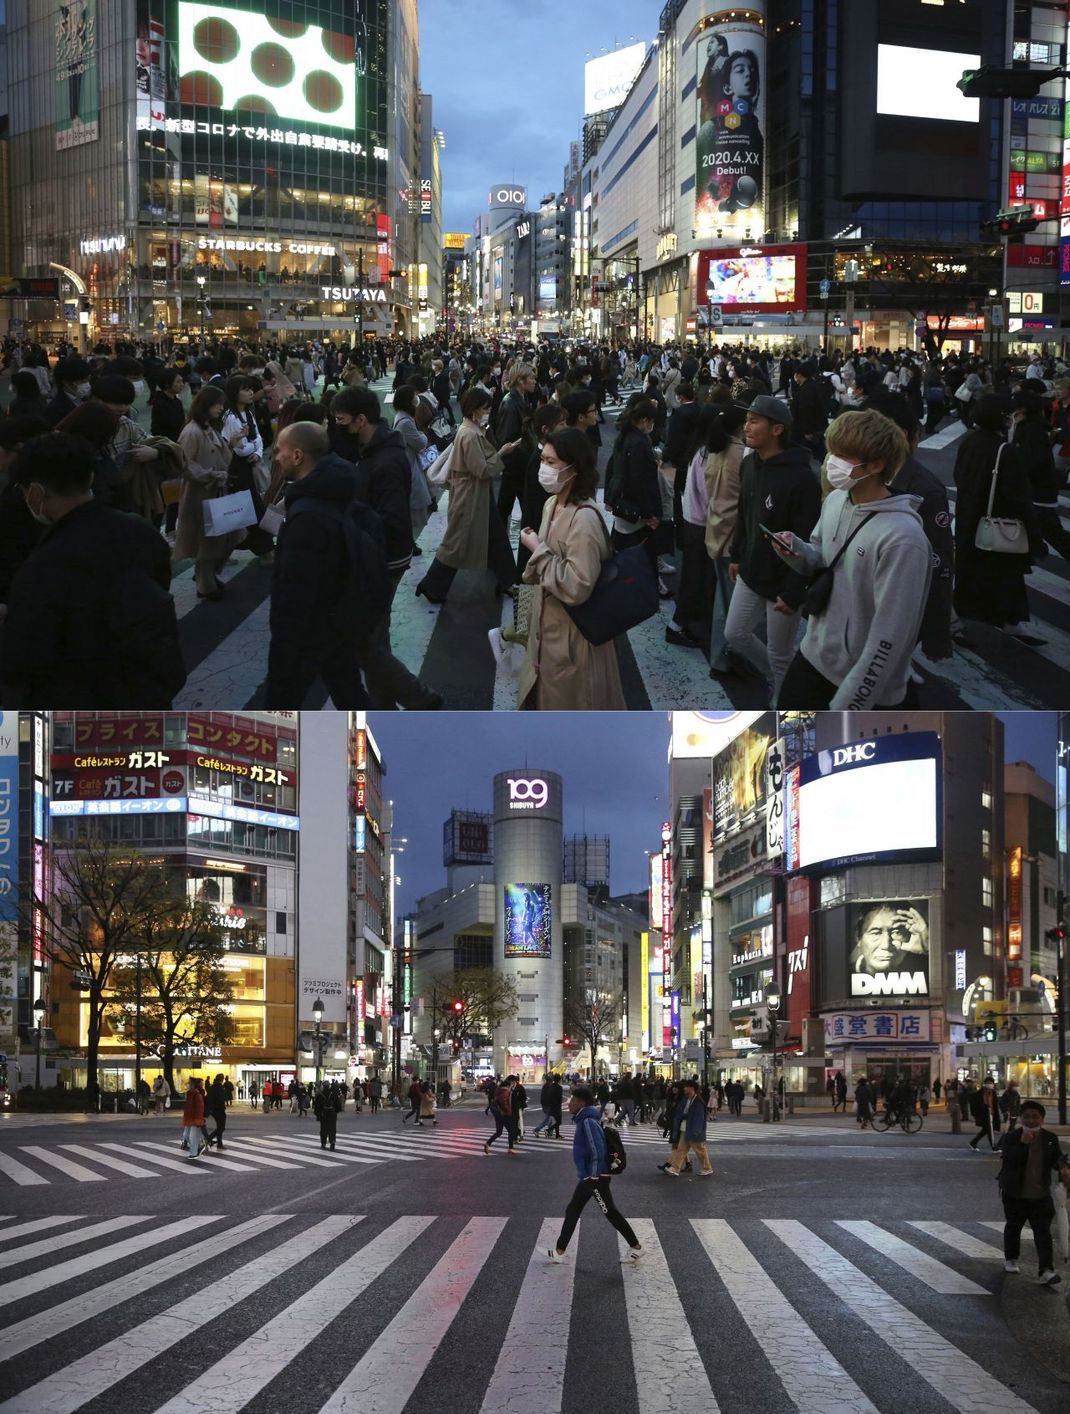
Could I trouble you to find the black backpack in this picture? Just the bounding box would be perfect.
[603,1123,626,1175]
[287,496,392,627]
[108,565,187,706]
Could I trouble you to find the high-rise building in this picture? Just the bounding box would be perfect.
[4,1,422,347]
[1004,760,1060,1045]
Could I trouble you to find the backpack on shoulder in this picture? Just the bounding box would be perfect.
[287,496,392,625]
[603,1124,627,1174]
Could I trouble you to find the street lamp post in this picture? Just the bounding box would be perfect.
[430,984,439,1089]
[33,997,46,1090]
[312,998,324,1086]
[765,981,781,1123]
[702,971,711,1090]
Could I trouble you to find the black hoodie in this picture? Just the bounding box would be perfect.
[730,443,821,606]
[331,419,412,570]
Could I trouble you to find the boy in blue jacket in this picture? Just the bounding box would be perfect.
[546,1085,643,1263]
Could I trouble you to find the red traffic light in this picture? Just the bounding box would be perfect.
[451,1000,464,1013]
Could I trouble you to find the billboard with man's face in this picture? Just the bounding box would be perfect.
[849,900,931,998]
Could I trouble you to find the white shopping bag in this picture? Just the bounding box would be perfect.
[203,490,257,537]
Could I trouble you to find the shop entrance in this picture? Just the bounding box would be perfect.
[864,1055,931,1094]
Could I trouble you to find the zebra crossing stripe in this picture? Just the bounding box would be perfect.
[0,1215,220,1310]
[318,1218,508,1414]
[129,1140,260,1173]
[15,1146,105,1183]
[618,1219,722,1414]
[763,1221,1033,1414]
[835,1221,988,1295]
[0,1215,83,1244]
[906,1221,1004,1260]
[479,1218,575,1414]
[154,1217,434,1414]
[692,1219,877,1414]
[232,1136,352,1167]
[58,1145,160,1179]
[0,1215,286,1365]
[0,1215,360,1414]
[980,1221,1032,1242]
[98,1141,209,1176]
[0,1215,150,1272]
[197,1140,304,1170]
[0,1152,49,1186]
[251,1136,384,1166]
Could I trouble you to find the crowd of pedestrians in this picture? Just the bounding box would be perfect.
[1,334,1066,709]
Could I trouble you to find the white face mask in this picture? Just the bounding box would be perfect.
[478,412,491,428]
[75,381,91,399]
[538,463,570,494]
[826,453,874,491]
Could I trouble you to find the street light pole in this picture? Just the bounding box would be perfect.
[33,997,46,1090]
[430,984,438,1088]
[134,951,142,1112]
[312,997,324,1086]
[765,981,781,1123]
[702,970,710,1090]
[1056,893,1067,1126]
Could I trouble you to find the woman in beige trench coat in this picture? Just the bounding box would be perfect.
[415,386,522,603]
[174,386,246,599]
[518,427,626,710]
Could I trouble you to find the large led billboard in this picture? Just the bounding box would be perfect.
[712,723,774,838]
[786,734,941,872]
[584,42,647,117]
[876,46,979,123]
[504,884,551,958]
[177,1,357,129]
[849,899,931,998]
[696,246,807,314]
[695,16,766,241]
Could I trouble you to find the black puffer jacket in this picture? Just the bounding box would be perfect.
[607,425,662,523]
[331,420,412,571]
[729,444,821,606]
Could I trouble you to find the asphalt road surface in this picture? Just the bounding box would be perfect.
[0,1101,1067,1414]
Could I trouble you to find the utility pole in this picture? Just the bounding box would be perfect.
[1058,892,1067,1126]
[702,970,710,1090]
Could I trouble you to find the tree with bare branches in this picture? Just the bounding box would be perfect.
[564,992,626,1078]
[427,968,520,1043]
[28,836,226,1110]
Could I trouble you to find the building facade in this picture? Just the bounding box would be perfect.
[4,0,422,347]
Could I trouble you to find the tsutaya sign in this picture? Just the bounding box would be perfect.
[321,286,387,302]
[506,778,548,810]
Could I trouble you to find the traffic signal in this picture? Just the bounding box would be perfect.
[451,1000,464,1014]
[981,206,1041,242]
[558,1035,572,1046]
[1045,926,1067,946]
[983,1023,998,1043]
[452,1038,461,1053]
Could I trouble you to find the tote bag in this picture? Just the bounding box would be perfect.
[203,489,258,537]
[974,443,1027,555]
[564,508,660,646]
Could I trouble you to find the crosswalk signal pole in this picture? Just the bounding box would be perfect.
[1056,896,1067,1126]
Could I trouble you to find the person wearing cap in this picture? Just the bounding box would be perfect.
[792,359,830,462]
[996,1098,1070,1284]
[774,409,933,710]
[723,394,820,702]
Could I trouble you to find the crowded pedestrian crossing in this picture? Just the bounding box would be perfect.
[0,1209,1057,1413]
[0,1119,887,1186]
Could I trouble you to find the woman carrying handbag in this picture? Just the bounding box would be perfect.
[221,375,275,563]
[951,395,1046,646]
[175,387,247,600]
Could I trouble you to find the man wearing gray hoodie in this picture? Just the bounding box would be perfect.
[774,409,932,710]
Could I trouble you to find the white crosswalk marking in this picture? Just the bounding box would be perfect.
[0,1215,149,1271]
[251,1135,382,1166]
[764,1221,1034,1414]
[16,1146,105,1182]
[155,1217,433,1414]
[0,1215,217,1308]
[129,1139,260,1172]
[835,1221,989,1294]
[0,1215,83,1244]
[480,1219,575,1414]
[0,1216,359,1414]
[0,1215,286,1363]
[0,1151,50,1186]
[226,1135,351,1167]
[907,1221,1004,1260]
[692,1219,877,1414]
[196,1139,303,1169]
[319,1218,507,1414]
[58,1144,159,1178]
[980,1220,1032,1241]
[618,1218,721,1414]
[98,1141,209,1176]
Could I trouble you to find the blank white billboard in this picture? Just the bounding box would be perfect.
[876,45,980,122]
[798,758,939,870]
[585,42,647,116]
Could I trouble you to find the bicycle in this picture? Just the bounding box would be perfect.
[871,1104,923,1134]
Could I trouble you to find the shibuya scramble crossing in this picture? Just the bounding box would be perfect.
[0,708,1069,1414]
[4,2,1070,1412]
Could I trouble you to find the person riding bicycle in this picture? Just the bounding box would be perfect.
[882,1075,916,1125]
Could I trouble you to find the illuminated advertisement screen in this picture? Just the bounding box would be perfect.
[787,733,941,871]
[504,884,551,958]
[177,1,357,129]
[713,725,773,837]
[694,16,765,241]
[584,42,646,116]
[876,46,980,123]
[849,899,931,999]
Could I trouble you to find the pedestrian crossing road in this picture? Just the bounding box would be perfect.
[167,392,1070,710]
[0,1208,1061,1413]
[0,1120,904,1186]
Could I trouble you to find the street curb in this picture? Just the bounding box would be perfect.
[1001,1272,1070,1385]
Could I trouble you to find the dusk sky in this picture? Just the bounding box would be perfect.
[371,713,1057,922]
[370,711,670,919]
[419,0,655,232]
